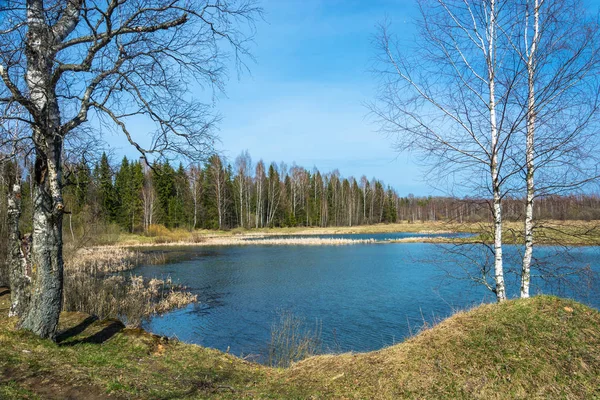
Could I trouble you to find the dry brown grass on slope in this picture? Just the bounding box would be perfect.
[286,297,600,399]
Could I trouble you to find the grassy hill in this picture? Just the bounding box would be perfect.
[1,289,599,399]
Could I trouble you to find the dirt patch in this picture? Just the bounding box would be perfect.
[1,366,124,400]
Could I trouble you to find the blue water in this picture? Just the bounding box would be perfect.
[135,235,600,361]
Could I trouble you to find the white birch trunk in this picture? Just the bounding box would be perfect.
[521,0,540,299]
[488,0,507,302]
[8,179,31,318]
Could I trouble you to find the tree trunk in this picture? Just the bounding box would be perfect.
[15,1,65,339]
[8,178,31,318]
[521,0,539,299]
[488,0,506,302]
[19,144,65,340]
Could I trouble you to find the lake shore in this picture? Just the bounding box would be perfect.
[2,290,599,399]
[92,220,600,247]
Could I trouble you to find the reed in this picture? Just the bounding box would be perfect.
[268,310,322,368]
[106,235,378,248]
[62,246,195,327]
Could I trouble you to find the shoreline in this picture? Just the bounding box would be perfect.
[84,220,600,248]
[105,233,464,248]
[1,293,599,399]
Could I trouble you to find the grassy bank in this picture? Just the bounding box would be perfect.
[1,290,599,399]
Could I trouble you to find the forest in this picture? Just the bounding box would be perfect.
[1,150,599,240]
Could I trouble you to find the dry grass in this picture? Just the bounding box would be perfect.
[102,220,600,248]
[101,235,379,248]
[62,247,196,327]
[66,246,166,274]
[285,296,600,399]
[267,311,322,368]
[1,294,599,399]
[245,237,376,246]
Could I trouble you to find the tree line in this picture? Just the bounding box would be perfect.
[2,150,596,240]
[58,151,401,232]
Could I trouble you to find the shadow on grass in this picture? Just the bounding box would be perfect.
[57,317,124,346]
[56,316,98,343]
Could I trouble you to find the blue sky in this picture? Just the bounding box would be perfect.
[111,0,600,196]
[217,0,423,193]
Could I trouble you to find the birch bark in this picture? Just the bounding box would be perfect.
[521,0,540,298]
[488,0,507,302]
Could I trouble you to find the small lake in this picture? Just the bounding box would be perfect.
[135,233,600,361]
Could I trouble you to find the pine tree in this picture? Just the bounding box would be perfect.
[114,157,131,229]
[96,153,117,222]
[127,161,144,232]
[153,161,177,228]
[74,159,91,213]
[171,163,191,228]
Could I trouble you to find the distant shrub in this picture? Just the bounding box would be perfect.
[190,233,206,243]
[147,224,171,238]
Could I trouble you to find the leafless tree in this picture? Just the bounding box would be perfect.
[234,150,252,228]
[207,154,227,230]
[373,0,600,301]
[255,160,265,228]
[371,0,525,301]
[189,164,204,230]
[0,0,261,339]
[510,0,600,298]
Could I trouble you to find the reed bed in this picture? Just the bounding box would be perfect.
[110,235,378,247]
[243,237,377,245]
[62,246,196,327]
[66,246,166,274]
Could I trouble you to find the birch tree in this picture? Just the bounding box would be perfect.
[0,0,260,339]
[514,0,600,298]
[189,165,204,230]
[234,150,252,228]
[255,160,265,228]
[372,0,520,301]
[206,155,226,230]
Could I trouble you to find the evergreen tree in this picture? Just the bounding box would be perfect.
[171,163,191,228]
[153,161,177,228]
[114,157,131,229]
[129,161,144,231]
[74,159,91,212]
[96,153,117,222]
